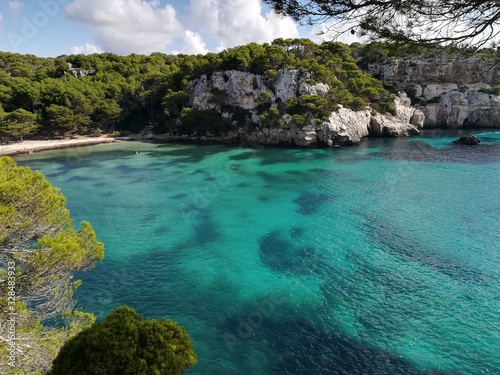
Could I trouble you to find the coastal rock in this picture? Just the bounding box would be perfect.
[370,94,422,137]
[66,62,93,78]
[189,70,273,110]
[367,58,500,87]
[410,110,426,128]
[317,107,371,145]
[299,73,330,97]
[240,125,317,147]
[274,70,300,102]
[370,116,420,137]
[189,69,332,110]
[294,125,318,147]
[365,58,500,128]
[424,90,500,128]
[188,70,422,147]
[452,134,481,145]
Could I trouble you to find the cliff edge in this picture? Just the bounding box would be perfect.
[184,69,423,147]
[366,58,500,128]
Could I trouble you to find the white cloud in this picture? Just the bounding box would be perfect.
[70,43,104,55]
[8,1,24,13]
[188,0,299,50]
[181,30,209,55]
[65,0,184,55]
[63,0,300,55]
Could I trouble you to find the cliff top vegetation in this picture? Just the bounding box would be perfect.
[0,39,396,139]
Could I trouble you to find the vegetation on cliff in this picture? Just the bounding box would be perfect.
[49,306,197,375]
[0,158,196,374]
[351,42,499,68]
[0,156,104,373]
[0,39,396,139]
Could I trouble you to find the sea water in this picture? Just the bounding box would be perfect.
[16,130,500,374]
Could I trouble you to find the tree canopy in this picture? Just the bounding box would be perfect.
[265,0,500,49]
[0,39,398,139]
[49,306,197,375]
[0,156,104,373]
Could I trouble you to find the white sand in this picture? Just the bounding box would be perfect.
[0,137,117,156]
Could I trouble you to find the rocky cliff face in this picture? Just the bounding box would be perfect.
[188,70,422,147]
[366,58,500,128]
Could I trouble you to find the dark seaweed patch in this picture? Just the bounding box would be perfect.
[170,193,188,200]
[255,318,459,375]
[114,164,144,174]
[259,231,329,276]
[285,170,306,176]
[143,212,157,222]
[359,212,490,284]
[151,144,233,163]
[193,215,219,245]
[236,182,251,188]
[153,225,171,236]
[100,192,114,198]
[259,231,291,272]
[229,151,257,160]
[375,140,500,164]
[256,171,297,184]
[289,226,305,239]
[258,148,328,166]
[294,191,336,215]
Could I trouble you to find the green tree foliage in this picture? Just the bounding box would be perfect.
[264,0,500,49]
[49,306,197,375]
[0,39,400,138]
[177,108,231,135]
[0,108,38,141]
[208,87,230,107]
[350,42,466,68]
[259,107,281,127]
[162,90,189,117]
[42,104,90,135]
[0,157,104,373]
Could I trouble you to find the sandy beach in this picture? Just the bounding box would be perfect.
[0,137,117,156]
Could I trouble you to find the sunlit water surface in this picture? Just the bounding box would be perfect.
[16,130,500,375]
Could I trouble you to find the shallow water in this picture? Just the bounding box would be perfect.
[16,131,500,375]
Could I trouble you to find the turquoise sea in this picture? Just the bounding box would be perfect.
[16,130,500,375]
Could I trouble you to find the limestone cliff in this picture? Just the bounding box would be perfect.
[188,70,422,147]
[366,58,500,128]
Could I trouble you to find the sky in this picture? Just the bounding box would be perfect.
[0,0,360,57]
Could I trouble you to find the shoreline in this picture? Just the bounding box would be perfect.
[0,137,117,156]
[0,128,495,157]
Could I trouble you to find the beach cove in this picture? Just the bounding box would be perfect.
[0,137,116,156]
[15,131,500,375]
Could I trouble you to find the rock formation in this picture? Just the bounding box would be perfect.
[452,134,481,145]
[188,70,422,147]
[365,58,500,129]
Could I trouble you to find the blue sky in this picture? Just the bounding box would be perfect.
[0,0,353,57]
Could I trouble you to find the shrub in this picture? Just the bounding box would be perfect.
[49,307,196,375]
